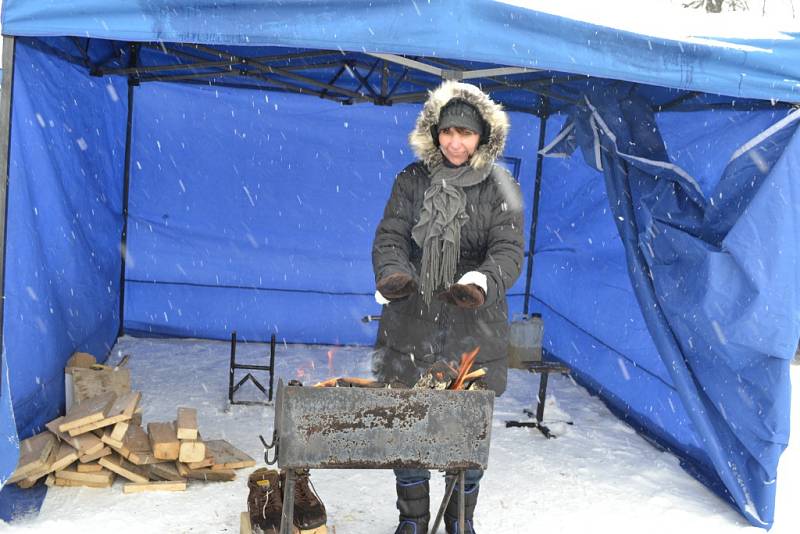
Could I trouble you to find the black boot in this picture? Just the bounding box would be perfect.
[444,484,479,534]
[395,480,430,534]
[247,468,292,534]
[280,469,327,531]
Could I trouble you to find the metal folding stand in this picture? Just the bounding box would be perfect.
[429,471,466,534]
[505,358,572,438]
[228,331,276,405]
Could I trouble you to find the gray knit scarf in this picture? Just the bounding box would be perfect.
[411,162,493,305]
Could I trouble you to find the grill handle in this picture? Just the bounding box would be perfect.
[259,431,279,466]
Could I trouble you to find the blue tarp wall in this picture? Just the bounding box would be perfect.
[1,1,799,529]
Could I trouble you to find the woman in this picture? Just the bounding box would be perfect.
[372,81,525,534]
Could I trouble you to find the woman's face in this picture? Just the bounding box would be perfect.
[438,126,480,166]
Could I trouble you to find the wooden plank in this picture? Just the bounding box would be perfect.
[58,392,116,433]
[176,407,198,440]
[240,511,252,534]
[56,467,115,486]
[8,431,58,484]
[187,455,215,470]
[131,412,143,427]
[178,438,206,463]
[71,367,130,405]
[46,417,105,457]
[99,428,124,450]
[99,455,151,483]
[179,464,236,482]
[119,425,165,465]
[148,422,179,460]
[205,440,256,470]
[16,438,64,487]
[149,462,186,482]
[110,421,130,442]
[79,446,112,464]
[65,352,96,371]
[50,441,80,473]
[123,481,186,494]
[50,469,114,489]
[67,391,141,436]
[16,476,41,489]
[77,462,103,473]
[17,441,79,487]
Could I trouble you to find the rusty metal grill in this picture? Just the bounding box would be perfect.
[274,380,494,470]
[266,380,495,533]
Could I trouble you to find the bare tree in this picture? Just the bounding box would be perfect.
[682,0,749,12]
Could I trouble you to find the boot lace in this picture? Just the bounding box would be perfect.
[295,471,322,507]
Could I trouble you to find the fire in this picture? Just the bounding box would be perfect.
[450,346,480,390]
[327,348,338,374]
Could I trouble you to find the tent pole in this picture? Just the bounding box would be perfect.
[0,36,17,388]
[523,100,549,315]
[118,43,139,337]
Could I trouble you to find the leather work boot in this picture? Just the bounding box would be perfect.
[395,480,430,534]
[247,468,297,534]
[444,483,479,534]
[281,469,328,532]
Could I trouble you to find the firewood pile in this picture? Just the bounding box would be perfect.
[9,353,255,493]
[313,347,487,390]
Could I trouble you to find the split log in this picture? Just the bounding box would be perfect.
[147,422,180,461]
[112,425,163,465]
[176,407,198,440]
[178,438,206,464]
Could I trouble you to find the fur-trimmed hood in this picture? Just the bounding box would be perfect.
[409,81,509,170]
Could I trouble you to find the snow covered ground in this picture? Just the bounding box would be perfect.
[1,336,797,534]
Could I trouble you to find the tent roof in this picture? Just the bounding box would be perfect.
[3,1,800,104]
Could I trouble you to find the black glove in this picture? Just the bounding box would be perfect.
[376,272,417,300]
[437,283,485,309]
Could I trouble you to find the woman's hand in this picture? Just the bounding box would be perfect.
[437,283,485,309]
[376,272,418,300]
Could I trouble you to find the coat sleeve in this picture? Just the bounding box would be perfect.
[372,165,420,283]
[478,169,525,307]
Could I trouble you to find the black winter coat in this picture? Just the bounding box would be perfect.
[372,161,525,395]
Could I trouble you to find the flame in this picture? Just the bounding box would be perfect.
[450,346,480,390]
[327,348,338,374]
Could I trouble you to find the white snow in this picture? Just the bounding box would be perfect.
[1,335,797,534]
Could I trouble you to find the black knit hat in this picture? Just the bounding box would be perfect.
[437,98,485,135]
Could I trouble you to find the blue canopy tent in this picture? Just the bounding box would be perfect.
[0,1,797,529]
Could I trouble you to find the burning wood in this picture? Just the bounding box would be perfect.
[312,377,382,388]
[449,346,481,390]
[312,346,486,391]
[414,361,458,389]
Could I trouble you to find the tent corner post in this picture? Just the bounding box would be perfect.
[523,98,549,315]
[0,36,17,387]
[118,43,140,338]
